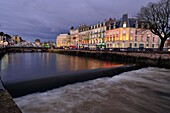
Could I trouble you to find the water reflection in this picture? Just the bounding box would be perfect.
[1,53,122,84]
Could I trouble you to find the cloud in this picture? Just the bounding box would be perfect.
[0,0,157,42]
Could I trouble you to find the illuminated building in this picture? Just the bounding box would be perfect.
[89,18,114,49]
[12,35,22,44]
[105,14,160,48]
[70,26,79,48]
[56,34,70,48]
[78,25,90,49]
[57,14,160,49]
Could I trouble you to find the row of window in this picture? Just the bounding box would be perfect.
[134,36,155,42]
[105,43,156,48]
[79,23,107,32]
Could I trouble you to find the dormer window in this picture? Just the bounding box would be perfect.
[123,22,126,28]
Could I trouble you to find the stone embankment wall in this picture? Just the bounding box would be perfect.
[49,49,170,69]
[0,48,22,113]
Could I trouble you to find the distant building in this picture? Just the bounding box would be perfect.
[12,35,22,44]
[56,34,70,48]
[89,18,114,49]
[35,39,41,46]
[0,32,4,45]
[0,32,11,46]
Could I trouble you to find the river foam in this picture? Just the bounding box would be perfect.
[14,67,170,113]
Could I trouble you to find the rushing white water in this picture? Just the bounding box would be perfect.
[14,67,170,113]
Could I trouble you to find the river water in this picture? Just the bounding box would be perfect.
[0,53,121,84]
[1,53,170,113]
[13,67,170,113]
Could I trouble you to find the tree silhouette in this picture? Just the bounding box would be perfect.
[35,38,40,42]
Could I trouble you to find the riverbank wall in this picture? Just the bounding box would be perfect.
[0,48,21,113]
[49,49,170,69]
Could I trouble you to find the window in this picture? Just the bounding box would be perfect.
[123,30,126,34]
[147,37,149,42]
[146,44,149,48]
[134,43,137,48]
[153,37,155,42]
[135,30,138,35]
[122,42,125,47]
[141,36,144,41]
[110,37,112,41]
[130,43,132,48]
[116,31,118,34]
[152,44,154,48]
[117,43,119,47]
[135,36,137,41]
[123,22,126,28]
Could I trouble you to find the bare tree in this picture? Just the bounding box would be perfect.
[137,0,170,51]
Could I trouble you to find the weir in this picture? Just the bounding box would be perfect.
[5,64,143,98]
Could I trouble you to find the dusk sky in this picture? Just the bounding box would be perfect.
[0,0,158,42]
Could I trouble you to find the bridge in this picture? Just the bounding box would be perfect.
[6,46,49,52]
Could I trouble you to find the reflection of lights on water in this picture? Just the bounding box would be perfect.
[1,54,9,71]
[55,54,121,71]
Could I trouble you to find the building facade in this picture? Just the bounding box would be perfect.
[70,27,79,48]
[56,14,161,50]
[78,25,90,49]
[89,18,114,49]
[105,14,159,49]
[56,34,70,48]
[12,35,22,44]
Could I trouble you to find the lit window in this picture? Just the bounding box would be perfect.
[123,22,126,28]
[123,30,126,34]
